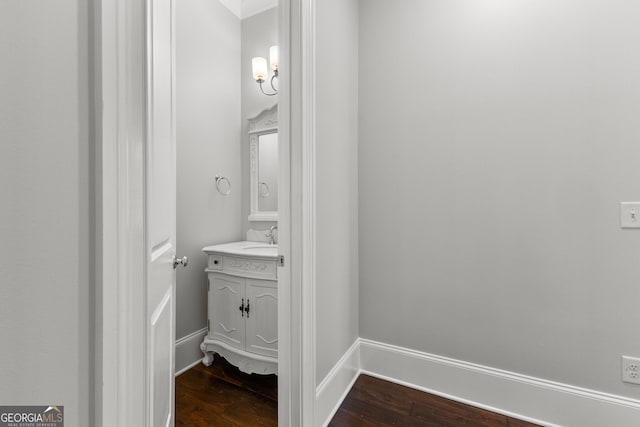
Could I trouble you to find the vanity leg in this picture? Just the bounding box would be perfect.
[200,342,214,366]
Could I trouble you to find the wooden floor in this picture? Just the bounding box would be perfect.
[175,356,277,427]
[176,362,540,427]
[329,375,541,427]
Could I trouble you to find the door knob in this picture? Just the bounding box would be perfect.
[173,256,188,269]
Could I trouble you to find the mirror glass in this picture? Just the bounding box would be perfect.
[248,104,278,222]
[258,133,278,212]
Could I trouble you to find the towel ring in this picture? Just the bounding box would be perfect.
[215,175,231,195]
[259,181,270,198]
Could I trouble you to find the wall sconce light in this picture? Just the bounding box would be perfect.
[252,45,278,96]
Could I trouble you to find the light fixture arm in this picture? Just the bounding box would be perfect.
[258,79,277,96]
[257,69,279,96]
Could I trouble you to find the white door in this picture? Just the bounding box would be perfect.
[245,279,278,358]
[210,274,246,348]
[146,0,176,426]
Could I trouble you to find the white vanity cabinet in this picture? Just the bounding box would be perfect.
[200,241,278,375]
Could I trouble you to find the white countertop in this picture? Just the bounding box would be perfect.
[202,240,278,259]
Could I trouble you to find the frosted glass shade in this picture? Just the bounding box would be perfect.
[269,46,279,71]
[252,57,268,81]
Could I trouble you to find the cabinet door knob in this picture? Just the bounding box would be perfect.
[245,299,250,318]
[173,256,188,269]
[239,298,245,317]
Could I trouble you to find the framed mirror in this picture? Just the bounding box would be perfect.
[248,104,278,222]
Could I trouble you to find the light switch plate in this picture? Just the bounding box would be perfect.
[620,202,640,229]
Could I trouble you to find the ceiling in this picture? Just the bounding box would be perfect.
[218,0,278,20]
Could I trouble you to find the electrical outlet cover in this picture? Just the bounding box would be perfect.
[622,355,640,385]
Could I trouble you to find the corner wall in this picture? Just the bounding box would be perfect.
[315,0,359,385]
[359,0,640,402]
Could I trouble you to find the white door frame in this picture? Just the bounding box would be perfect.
[96,0,317,425]
[98,0,147,425]
[278,0,316,425]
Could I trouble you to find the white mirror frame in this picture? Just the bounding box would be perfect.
[248,104,278,222]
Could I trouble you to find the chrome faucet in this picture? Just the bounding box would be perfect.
[266,225,278,245]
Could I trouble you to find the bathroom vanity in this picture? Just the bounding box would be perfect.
[200,241,278,375]
[199,105,279,375]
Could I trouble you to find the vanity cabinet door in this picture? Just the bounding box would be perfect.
[209,273,245,349]
[244,279,278,358]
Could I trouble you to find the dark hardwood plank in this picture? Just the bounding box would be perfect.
[409,396,508,427]
[507,418,542,427]
[336,375,414,425]
[329,375,541,427]
[330,407,404,427]
[175,355,277,427]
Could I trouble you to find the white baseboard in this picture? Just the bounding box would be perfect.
[359,338,640,427]
[175,327,208,376]
[315,339,361,427]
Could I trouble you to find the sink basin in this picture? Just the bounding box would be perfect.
[242,244,277,250]
[241,244,278,257]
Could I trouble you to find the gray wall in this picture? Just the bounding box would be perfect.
[241,7,279,236]
[359,0,640,398]
[0,1,93,425]
[315,0,360,382]
[176,0,242,340]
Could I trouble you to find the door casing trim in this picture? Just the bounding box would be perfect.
[97,0,314,425]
